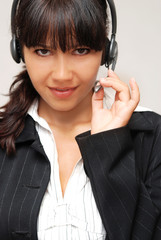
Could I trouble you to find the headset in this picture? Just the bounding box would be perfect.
[10,0,118,70]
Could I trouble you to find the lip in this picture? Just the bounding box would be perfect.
[49,86,77,99]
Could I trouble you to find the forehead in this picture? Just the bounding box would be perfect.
[19,0,107,52]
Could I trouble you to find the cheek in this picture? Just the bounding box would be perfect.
[77,59,101,86]
[25,62,47,88]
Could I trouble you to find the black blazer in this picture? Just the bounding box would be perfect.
[0,111,161,240]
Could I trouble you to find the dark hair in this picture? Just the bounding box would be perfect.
[0,0,109,155]
[15,0,109,51]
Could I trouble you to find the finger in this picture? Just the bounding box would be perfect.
[100,70,128,88]
[100,69,125,88]
[108,69,120,80]
[100,78,131,101]
[129,78,140,107]
[92,87,104,112]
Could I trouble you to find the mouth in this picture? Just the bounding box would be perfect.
[54,87,74,91]
[49,86,77,98]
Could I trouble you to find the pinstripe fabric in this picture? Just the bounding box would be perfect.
[76,111,161,240]
[0,119,51,240]
[1,110,161,239]
[28,102,106,240]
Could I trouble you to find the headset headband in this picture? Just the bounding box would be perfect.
[11,0,117,35]
[11,0,19,33]
[107,0,117,35]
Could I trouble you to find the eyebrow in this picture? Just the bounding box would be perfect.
[33,44,51,49]
[32,43,87,49]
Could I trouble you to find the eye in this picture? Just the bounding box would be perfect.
[35,49,51,57]
[73,48,90,55]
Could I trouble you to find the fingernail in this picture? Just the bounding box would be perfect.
[130,78,136,84]
[100,77,106,83]
[108,69,113,74]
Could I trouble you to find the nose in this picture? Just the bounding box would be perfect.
[51,52,73,82]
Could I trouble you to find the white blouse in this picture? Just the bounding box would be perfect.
[28,102,106,240]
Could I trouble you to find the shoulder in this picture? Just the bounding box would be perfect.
[128,110,161,168]
[130,111,161,179]
[129,110,161,154]
[128,110,161,132]
[0,114,37,155]
[139,111,161,125]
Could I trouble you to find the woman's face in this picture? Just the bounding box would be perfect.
[23,44,102,114]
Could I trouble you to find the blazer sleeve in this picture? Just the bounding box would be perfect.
[142,113,161,239]
[76,127,141,240]
[144,117,161,212]
[75,114,161,240]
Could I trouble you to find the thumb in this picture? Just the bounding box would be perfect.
[92,85,104,112]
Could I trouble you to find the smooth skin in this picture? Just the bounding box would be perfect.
[23,45,140,196]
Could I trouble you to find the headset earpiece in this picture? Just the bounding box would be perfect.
[10,0,22,63]
[101,35,118,70]
[10,35,21,63]
[107,34,118,70]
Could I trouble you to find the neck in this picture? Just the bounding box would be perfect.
[38,94,92,134]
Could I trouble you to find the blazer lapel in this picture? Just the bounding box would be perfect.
[15,115,47,157]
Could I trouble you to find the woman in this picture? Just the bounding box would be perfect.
[0,0,161,239]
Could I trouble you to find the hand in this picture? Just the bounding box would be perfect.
[91,70,140,134]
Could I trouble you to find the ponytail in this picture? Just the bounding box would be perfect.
[0,70,38,155]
